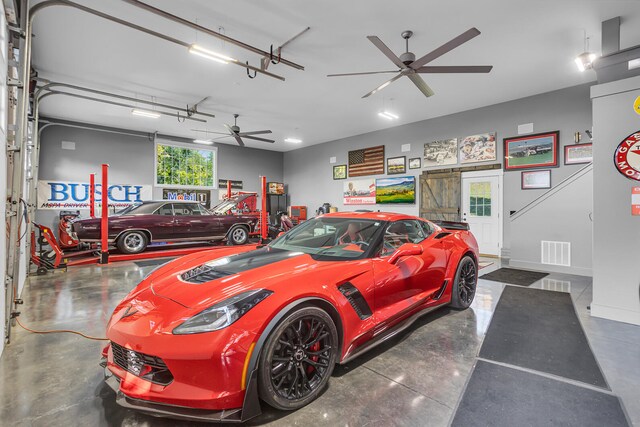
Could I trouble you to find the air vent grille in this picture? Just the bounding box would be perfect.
[337,282,372,320]
[541,241,571,267]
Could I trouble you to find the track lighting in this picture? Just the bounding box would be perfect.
[575,34,597,72]
[189,44,235,64]
[131,109,161,119]
[284,137,302,143]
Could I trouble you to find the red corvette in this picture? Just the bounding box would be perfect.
[103,212,479,422]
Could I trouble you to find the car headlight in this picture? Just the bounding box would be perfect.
[172,289,273,335]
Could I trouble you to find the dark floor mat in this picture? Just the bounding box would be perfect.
[134,258,175,268]
[479,286,607,388]
[451,360,629,427]
[480,267,548,286]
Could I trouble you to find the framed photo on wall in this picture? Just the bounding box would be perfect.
[376,176,416,204]
[521,170,551,190]
[564,143,593,165]
[504,131,559,170]
[387,156,406,174]
[333,164,347,180]
[459,132,497,164]
[408,157,421,169]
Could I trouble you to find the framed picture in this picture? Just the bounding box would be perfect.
[387,156,406,174]
[376,176,416,204]
[504,131,559,170]
[424,138,458,167]
[459,132,497,164]
[343,178,376,205]
[521,170,551,190]
[267,182,285,195]
[408,157,421,169]
[333,164,347,180]
[564,143,592,165]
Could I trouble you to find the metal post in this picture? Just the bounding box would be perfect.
[99,164,109,264]
[5,0,30,342]
[261,176,268,242]
[89,173,95,218]
[226,180,232,199]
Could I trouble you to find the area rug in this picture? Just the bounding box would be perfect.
[479,267,548,286]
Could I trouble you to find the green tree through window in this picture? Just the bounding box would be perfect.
[156,142,216,188]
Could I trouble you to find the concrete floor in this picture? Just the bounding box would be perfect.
[1,259,639,426]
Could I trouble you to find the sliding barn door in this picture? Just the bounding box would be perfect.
[419,171,461,221]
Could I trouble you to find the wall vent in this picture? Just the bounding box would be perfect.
[541,241,571,266]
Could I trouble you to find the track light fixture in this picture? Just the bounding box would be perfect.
[575,34,597,72]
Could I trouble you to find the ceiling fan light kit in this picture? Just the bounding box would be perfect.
[328,28,493,99]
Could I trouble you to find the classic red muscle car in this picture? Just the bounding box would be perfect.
[102,212,479,422]
[71,196,258,254]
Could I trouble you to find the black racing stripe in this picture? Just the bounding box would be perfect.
[182,248,301,284]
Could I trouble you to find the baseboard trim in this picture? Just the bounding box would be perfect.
[508,259,592,277]
[591,303,640,326]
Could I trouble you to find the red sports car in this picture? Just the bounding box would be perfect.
[102,212,479,422]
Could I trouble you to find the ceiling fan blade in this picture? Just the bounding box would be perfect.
[410,27,481,69]
[367,36,406,69]
[242,135,275,143]
[232,135,245,147]
[224,123,234,132]
[237,130,272,136]
[415,65,493,73]
[190,129,229,135]
[327,70,399,77]
[211,135,231,141]
[362,72,404,98]
[407,73,435,98]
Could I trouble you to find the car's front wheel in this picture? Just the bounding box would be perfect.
[116,230,148,254]
[450,255,477,309]
[258,306,338,410]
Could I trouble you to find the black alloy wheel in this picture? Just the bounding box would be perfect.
[258,307,338,410]
[450,256,477,309]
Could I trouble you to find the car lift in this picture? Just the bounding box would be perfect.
[30,166,271,272]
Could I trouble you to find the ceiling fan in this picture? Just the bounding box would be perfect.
[194,114,274,147]
[328,28,493,99]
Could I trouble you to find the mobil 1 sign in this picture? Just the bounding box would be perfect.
[162,188,211,208]
[37,180,151,210]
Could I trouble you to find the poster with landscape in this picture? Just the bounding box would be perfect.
[375,176,416,204]
[343,178,376,205]
[424,139,458,167]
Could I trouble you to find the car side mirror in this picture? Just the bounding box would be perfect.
[388,243,423,264]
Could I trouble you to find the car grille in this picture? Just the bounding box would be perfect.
[181,265,232,284]
[110,342,173,385]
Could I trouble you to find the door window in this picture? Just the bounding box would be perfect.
[469,181,492,217]
[173,203,203,216]
[155,204,174,215]
[381,220,426,256]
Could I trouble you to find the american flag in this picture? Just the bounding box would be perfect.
[348,145,385,177]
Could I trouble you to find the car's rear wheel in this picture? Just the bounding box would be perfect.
[229,226,249,245]
[450,255,477,309]
[258,307,338,410]
[116,230,148,254]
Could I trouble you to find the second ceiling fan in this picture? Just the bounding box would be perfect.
[201,114,275,147]
[328,28,493,98]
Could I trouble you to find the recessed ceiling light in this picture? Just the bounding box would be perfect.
[284,137,302,143]
[193,139,213,145]
[131,109,161,119]
[378,111,399,120]
[189,44,235,64]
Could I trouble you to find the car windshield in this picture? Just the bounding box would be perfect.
[269,217,386,260]
[210,199,237,215]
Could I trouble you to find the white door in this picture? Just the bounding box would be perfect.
[461,171,502,256]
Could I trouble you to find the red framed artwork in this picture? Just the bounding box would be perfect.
[503,131,559,170]
[564,142,592,165]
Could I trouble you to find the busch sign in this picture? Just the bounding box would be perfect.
[37,180,152,210]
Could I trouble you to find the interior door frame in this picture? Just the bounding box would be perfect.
[461,169,504,256]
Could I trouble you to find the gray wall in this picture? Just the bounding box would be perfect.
[36,125,284,231]
[284,83,594,259]
[591,75,640,325]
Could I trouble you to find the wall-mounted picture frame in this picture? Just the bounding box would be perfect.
[459,132,497,164]
[504,131,559,170]
[267,182,285,195]
[564,143,593,165]
[387,156,406,174]
[408,157,421,169]
[521,170,551,190]
[424,138,458,167]
[376,176,416,204]
[333,164,347,180]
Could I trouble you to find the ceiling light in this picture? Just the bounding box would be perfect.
[575,52,597,72]
[189,44,235,64]
[284,137,302,143]
[378,111,399,120]
[629,58,640,70]
[193,139,213,145]
[131,109,161,119]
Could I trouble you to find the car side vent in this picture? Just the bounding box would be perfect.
[337,282,372,320]
[434,232,451,239]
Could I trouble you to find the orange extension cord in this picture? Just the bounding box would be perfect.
[15,317,108,341]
